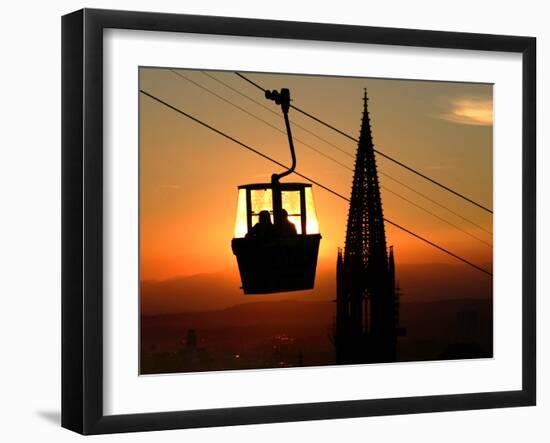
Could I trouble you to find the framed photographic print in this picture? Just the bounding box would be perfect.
[61,8,536,435]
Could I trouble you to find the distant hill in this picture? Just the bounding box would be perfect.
[142,297,492,339]
[141,271,242,315]
[141,261,492,315]
[140,261,337,315]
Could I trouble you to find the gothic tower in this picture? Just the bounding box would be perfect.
[335,90,400,364]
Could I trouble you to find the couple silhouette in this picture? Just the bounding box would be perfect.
[246,209,297,240]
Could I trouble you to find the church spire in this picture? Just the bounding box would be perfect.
[335,89,400,364]
[343,88,387,273]
[359,88,374,149]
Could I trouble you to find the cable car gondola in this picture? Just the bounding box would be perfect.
[231,88,322,294]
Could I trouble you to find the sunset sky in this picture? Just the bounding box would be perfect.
[139,68,493,288]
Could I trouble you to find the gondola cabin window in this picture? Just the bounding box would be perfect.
[305,187,319,235]
[251,188,273,227]
[232,184,320,238]
[281,190,302,233]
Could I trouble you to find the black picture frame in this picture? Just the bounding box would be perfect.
[61,8,536,435]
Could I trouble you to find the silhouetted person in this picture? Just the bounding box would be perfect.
[246,210,275,240]
[280,209,298,236]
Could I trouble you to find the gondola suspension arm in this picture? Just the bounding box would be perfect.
[265,88,297,227]
[265,89,296,182]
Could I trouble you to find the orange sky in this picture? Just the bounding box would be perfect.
[139,68,493,283]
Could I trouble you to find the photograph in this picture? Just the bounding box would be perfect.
[138,67,494,375]
[0,0,541,439]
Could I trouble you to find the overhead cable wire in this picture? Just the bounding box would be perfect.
[140,88,492,277]
[235,71,494,215]
[378,171,492,236]
[172,70,492,244]
[203,70,492,237]
[381,187,491,247]
[204,69,491,236]
[201,70,355,158]
[171,69,352,170]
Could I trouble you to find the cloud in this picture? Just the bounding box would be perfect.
[438,98,493,126]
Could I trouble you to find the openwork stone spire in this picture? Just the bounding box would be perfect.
[335,89,400,364]
[343,89,388,275]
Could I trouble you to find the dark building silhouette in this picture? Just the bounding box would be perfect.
[335,90,404,364]
[186,328,198,348]
[180,328,209,366]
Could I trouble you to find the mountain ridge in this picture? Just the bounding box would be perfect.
[141,261,492,315]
